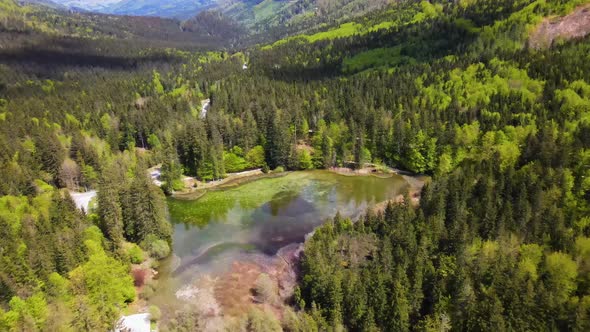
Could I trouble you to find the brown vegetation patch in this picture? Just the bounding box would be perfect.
[212,245,302,319]
[132,268,149,287]
[529,4,590,49]
[214,261,263,317]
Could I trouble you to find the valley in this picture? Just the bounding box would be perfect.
[1,0,590,331]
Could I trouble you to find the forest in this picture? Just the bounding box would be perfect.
[1,0,590,330]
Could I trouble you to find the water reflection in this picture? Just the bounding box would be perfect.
[166,171,408,277]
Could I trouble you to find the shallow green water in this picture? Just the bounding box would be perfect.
[166,170,409,276]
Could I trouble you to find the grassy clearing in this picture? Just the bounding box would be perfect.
[254,0,288,22]
[262,18,415,50]
[342,46,416,73]
[264,22,366,49]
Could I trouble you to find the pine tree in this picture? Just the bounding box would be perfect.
[97,166,125,249]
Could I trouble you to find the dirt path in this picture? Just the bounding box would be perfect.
[69,190,97,213]
[195,168,263,190]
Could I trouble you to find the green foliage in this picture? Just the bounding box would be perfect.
[224,149,248,173]
[126,243,145,264]
[245,308,282,332]
[141,234,171,260]
[0,293,48,331]
[246,145,266,168]
[152,71,165,96]
[412,1,443,23]
[403,130,437,173]
[149,305,161,322]
[69,240,135,330]
[161,150,184,195]
[545,252,578,304]
[343,46,415,73]
[297,150,313,170]
[1,0,590,329]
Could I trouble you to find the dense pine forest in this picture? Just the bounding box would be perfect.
[1,0,590,330]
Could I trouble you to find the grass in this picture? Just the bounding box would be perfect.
[254,0,288,22]
[264,22,365,49]
[263,18,411,50]
[342,46,416,73]
[168,172,311,226]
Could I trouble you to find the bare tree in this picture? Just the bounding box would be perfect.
[59,158,81,190]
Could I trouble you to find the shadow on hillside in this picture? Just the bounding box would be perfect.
[0,48,181,70]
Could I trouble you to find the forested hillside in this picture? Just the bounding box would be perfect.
[0,0,590,330]
[0,0,243,49]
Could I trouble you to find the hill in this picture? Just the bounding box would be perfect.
[220,0,392,32]
[0,0,243,48]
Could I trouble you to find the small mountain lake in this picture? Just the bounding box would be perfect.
[151,170,410,308]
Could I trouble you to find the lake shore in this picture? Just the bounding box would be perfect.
[174,164,427,200]
[329,165,429,212]
[172,170,287,200]
[328,165,429,206]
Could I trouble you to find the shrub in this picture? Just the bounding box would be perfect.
[141,282,156,300]
[132,269,148,287]
[127,243,145,264]
[141,234,171,260]
[297,150,313,170]
[246,308,282,332]
[262,163,270,173]
[254,273,278,305]
[246,145,266,168]
[149,305,161,322]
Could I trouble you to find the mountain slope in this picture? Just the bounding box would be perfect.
[51,0,121,11]
[44,0,394,32]
[107,0,217,19]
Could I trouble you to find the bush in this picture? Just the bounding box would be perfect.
[149,305,161,322]
[132,269,148,287]
[224,150,248,173]
[171,179,184,191]
[272,166,285,173]
[141,234,171,260]
[246,308,282,332]
[254,273,278,305]
[262,163,270,173]
[126,243,145,264]
[246,145,266,168]
[141,282,156,300]
[297,150,313,170]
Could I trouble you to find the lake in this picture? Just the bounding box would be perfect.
[151,170,409,307]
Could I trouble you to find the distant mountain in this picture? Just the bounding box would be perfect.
[29,0,393,35]
[51,0,122,11]
[218,0,393,34]
[108,0,217,19]
[182,10,244,41]
[18,0,69,10]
